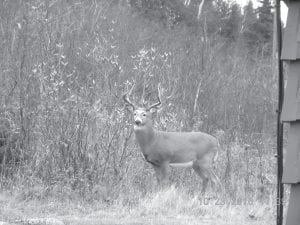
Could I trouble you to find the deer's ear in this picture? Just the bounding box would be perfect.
[149,107,161,118]
[149,107,157,114]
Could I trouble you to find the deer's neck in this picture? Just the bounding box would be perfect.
[134,125,156,150]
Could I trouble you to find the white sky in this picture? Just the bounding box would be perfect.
[233,0,288,24]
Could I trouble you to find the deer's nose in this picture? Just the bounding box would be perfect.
[135,120,142,126]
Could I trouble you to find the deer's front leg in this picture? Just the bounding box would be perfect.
[152,161,169,186]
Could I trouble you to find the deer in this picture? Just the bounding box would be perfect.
[123,87,221,193]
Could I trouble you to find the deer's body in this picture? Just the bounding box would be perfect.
[135,128,218,166]
[124,88,220,192]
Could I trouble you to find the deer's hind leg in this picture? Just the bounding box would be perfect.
[192,160,210,193]
[193,156,221,193]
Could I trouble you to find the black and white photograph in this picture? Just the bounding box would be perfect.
[0,0,297,225]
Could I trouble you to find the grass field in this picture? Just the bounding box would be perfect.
[0,186,279,225]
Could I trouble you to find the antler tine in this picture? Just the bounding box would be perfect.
[147,84,162,111]
[123,93,136,110]
[142,99,147,108]
[123,84,136,110]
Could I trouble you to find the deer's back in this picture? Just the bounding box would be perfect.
[152,131,218,162]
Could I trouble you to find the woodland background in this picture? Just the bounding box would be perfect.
[0,0,280,207]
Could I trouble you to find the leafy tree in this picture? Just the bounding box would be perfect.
[219,3,242,41]
[257,0,273,45]
[240,0,273,56]
[240,1,259,52]
[128,0,198,28]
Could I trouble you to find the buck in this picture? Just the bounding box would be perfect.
[123,88,220,193]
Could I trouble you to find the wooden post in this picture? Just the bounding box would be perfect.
[276,1,284,224]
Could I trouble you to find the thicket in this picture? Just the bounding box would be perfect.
[0,0,278,204]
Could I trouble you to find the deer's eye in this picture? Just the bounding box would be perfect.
[143,113,146,117]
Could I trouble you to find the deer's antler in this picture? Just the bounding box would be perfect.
[123,93,136,110]
[147,84,162,111]
[123,84,136,110]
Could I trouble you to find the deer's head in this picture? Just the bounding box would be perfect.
[123,90,161,130]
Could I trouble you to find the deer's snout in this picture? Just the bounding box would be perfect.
[135,120,142,126]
